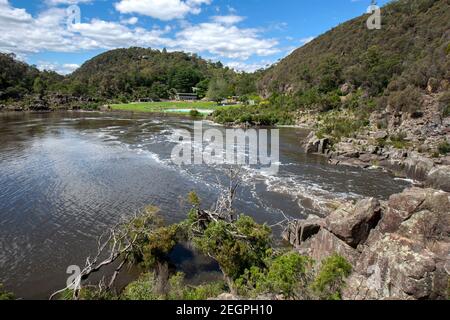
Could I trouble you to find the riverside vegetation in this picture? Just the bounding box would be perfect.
[51,184,353,301]
[0,284,15,300]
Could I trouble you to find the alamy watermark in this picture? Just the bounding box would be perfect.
[367,1,381,30]
[170,122,280,175]
[66,265,81,290]
[66,5,81,29]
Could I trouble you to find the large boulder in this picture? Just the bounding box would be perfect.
[286,187,449,300]
[378,188,429,233]
[326,198,382,248]
[426,166,450,192]
[343,234,441,300]
[403,153,435,181]
[303,132,329,154]
[282,218,324,246]
[380,151,434,181]
[298,228,359,265]
[343,188,450,300]
[378,187,448,233]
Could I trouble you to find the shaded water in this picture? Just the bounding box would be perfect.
[0,112,410,299]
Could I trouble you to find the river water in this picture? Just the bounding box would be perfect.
[0,112,410,299]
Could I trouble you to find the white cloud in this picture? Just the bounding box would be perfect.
[37,61,80,75]
[0,2,170,53]
[114,0,211,21]
[226,60,271,73]
[173,22,279,59]
[121,16,138,25]
[300,36,315,45]
[211,15,244,25]
[0,0,280,68]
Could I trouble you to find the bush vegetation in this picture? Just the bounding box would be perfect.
[388,132,410,149]
[310,254,352,300]
[122,272,226,301]
[189,109,202,118]
[315,109,370,144]
[0,284,15,300]
[439,91,450,117]
[387,85,423,115]
[52,191,353,301]
[438,141,450,155]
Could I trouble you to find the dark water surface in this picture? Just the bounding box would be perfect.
[0,112,410,299]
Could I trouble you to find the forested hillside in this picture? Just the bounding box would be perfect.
[258,0,449,110]
[1,48,260,107]
[68,47,260,102]
[69,48,219,100]
[213,0,449,128]
[0,53,62,102]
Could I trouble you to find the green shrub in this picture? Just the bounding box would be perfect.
[444,105,450,118]
[376,118,388,130]
[388,85,422,115]
[236,252,313,299]
[264,253,312,298]
[191,215,272,283]
[189,109,202,117]
[310,254,352,300]
[58,287,117,300]
[212,104,295,126]
[123,206,179,269]
[439,92,450,117]
[122,272,225,300]
[316,110,369,143]
[376,137,387,148]
[438,141,450,155]
[121,273,160,300]
[187,191,201,207]
[0,284,15,300]
[388,132,410,149]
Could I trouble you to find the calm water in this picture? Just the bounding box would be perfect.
[0,112,410,299]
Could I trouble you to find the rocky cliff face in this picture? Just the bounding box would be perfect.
[283,187,450,300]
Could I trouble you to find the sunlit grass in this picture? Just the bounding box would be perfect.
[111,101,220,114]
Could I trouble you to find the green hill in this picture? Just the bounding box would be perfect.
[0,53,62,102]
[213,0,449,126]
[259,0,449,102]
[68,47,228,101]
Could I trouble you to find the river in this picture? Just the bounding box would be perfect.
[0,111,410,299]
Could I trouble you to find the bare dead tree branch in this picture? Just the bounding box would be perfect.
[49,208,157,300]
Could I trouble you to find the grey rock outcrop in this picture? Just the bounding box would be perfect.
[325,198,382,248]
[303,132,330,155]
[426,165,450,192]
[282,218,324,246]
[284,187,450,300]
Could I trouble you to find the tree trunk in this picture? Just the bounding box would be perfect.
[154,261,169,295]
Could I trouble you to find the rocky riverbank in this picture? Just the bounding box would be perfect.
[303,92,450,191]
[0,94,98,112]
[283,187,449,300]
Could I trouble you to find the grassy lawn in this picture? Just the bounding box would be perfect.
[111,101,225,114]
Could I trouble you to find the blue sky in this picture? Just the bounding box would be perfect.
[0,0,389,74]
